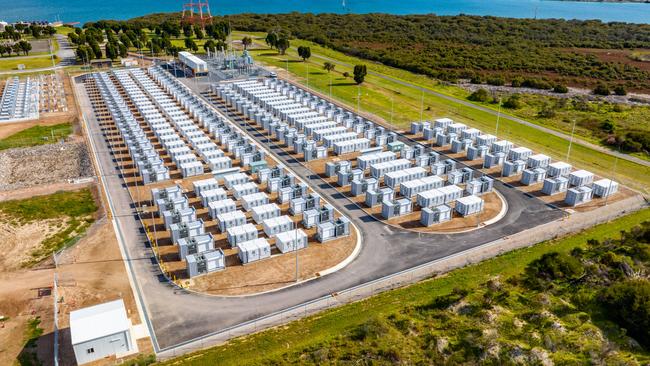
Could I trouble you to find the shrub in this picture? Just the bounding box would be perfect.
[553,84,569,93]
[601,280,650,347]
[503,94,522,109]
[511,77,523,88]
[537,104,556,118]
[486,76,505,86]
[524,252,583,289]
[593,83,610,96]
[468,88,489,103]
[470,75,483,84]
[613,85,627,96]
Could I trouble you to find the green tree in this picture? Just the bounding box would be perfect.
[265,32,278,49]
[203,39,217,52]
[276,37,289,55]
[184,38,198,52]
[242,36,252,50]
[193,25,204,40]
[182,23,193,38]
[524,252,582,289]
[353,64,367,84]
[298,46,311,61]
[16,40,32,56]
[323,61,336,73]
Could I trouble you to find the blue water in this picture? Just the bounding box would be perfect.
[1,0,649,25]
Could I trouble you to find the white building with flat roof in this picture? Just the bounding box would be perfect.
[70,299,135,365]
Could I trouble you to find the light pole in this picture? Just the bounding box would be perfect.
[495,97,502,138]
[566,119,576,163]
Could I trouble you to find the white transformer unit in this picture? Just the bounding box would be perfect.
[186,249,225,278]
[420,205,452,226]
[455,195,484,217]
[262,215,294,237]
[217,210,247,232]
[275,229,309,253]
[569,170,594,187]
[251,203,282,224]
[208,198,237,219]
[521,168,547,186]
[200,188,228,207]
[541,177,569,196]
[547,162,572,178]
[178,233,214,261]
[227,223,258,248]
[565,186,593,206]
[592,179,619,198]
[193,178,219,197]
[317,217,351,242]
[241,192,269,211]
[237,238,271,264]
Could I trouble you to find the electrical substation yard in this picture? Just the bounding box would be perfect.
[83,66,357,296]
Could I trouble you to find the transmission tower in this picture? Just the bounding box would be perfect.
[182,0,213,28]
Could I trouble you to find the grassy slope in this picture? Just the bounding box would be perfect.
[0,123,72,151]
[234,32,650,193]
[0,189,98,266]
[160,208,650,365]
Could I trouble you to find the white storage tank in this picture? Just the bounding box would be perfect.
[455,195,484,217]
[227,223,258,248]
[417,189,445,208]
[208,156,232,171]
[420,205,452,226]
[208,198,237,219]
[381,199,413,219]
[502,160,526,177]
[438,185,463,204]
[223,172,250,189]
[262,215,294,237]
[568,170,594,187]
[275,229,309,253]
[217,210,247,232]
[592,179,619,198]
[491,140,513,154]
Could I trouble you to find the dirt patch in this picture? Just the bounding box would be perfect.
[0,180,94,202]
[0,141,93,192]
[0,217,63,271]
[567,48,650,73]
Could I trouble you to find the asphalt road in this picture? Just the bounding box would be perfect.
[75,71,562,353]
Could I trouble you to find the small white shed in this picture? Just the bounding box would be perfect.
[70,299,134,365]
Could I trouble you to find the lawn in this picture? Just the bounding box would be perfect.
[234,32,650,193]
[0,55,56,71]
[160,208,650,365]
[0,123,72,151]
[0,189,98,266]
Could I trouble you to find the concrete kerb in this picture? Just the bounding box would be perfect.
[156,196,647,360]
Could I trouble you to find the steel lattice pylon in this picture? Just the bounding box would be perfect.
[182,0,213,27]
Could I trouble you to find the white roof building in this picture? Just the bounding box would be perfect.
[70,299,135,365]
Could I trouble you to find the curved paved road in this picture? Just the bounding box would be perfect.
[75,73,562,353]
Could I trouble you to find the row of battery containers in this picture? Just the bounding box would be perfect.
[121,68,206,178]
[94,73,169,184]
[92,72,170,184]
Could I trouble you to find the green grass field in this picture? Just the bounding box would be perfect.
[233,32,650,193]
[0,189,98,266]
[161,208,650,365]
[0,123,72,151]
[0,55,56,71]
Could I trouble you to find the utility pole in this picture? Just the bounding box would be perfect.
[495,97,502,138]
[419,88,424,122]
[566,119,576,163]
[295,226,299,282]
